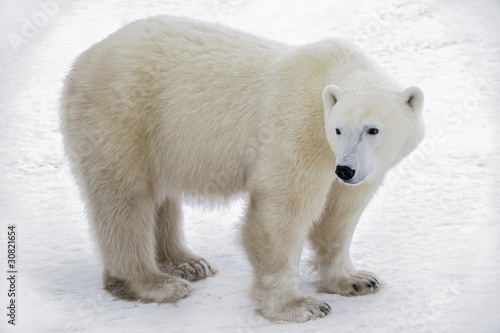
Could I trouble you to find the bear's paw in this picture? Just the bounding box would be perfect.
[319,270,381,296]
[104,274,193,303]
[160,258,217,282]
[257,296,332,323]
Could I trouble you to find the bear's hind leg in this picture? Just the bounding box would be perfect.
[90,186,192,303]
[156,197,217,281]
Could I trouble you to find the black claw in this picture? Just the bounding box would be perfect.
[373,277,379,284]
[319,305,331,314]
[325,303,331,311]
[352,283,358,292]
[369,280,379,288]
[365,282,373,289]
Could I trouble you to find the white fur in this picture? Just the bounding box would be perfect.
[61,15,424,323]
[323,86,424,185]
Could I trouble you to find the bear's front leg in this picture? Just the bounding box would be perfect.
[309,180,382,296]
[242,190,331,323]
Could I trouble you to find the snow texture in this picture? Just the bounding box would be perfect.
[1,0,499,332]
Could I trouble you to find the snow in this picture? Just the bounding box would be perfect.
[1,0,499,332]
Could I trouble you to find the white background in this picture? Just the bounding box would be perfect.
[0,0,499,332]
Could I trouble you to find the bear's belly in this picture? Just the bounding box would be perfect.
[155,149,252,201]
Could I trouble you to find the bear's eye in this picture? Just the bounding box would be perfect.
[368,128,379,135]
[335,128,341,135]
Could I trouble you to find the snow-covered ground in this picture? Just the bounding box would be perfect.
[1,0,499,332]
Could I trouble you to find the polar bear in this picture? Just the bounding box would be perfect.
[61,16,424,323]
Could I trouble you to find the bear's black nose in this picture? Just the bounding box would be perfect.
[335,165,355,181]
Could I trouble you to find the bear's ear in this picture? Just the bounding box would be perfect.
[402,86,424,112]
[322,85,342,111]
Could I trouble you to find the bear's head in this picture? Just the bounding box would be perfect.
[322,85,424,185]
